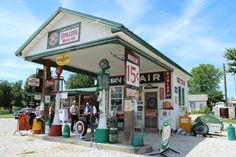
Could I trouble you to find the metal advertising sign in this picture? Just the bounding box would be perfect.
[145,110,157,118]
[47,22,81,49]
[125,50,140,87]
[125,50,140,97]
[165,71,171,99]
[160,87,164,100]
[160,120,171,153]
[28,78,40,87]
[177,77,186,86]
[56,53,71,66]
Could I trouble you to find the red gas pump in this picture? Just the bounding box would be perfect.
[49,66,64,136]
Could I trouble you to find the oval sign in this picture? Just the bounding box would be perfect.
[56,53,71,66]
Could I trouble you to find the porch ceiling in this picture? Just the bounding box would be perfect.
[43,43,166,76]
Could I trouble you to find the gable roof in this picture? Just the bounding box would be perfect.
[15,7,191,77]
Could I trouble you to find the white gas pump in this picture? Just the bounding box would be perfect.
[95,59,110,143]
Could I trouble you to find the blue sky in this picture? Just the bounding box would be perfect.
[0,0,236,98]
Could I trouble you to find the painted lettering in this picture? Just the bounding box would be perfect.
[140,75,146,82]
[153,74,160,81]
[128,54,138,64]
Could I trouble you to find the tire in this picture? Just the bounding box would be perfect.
[74,120,88,136]
[192,122,209,135]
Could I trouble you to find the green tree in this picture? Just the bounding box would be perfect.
[224,48,236,74]
[0,80,13,112]
[207,91,224,105]
[188,64,224,108]
[11,80,24,109]
[66,74,95,89]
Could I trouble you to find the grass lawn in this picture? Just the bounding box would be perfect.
[0,110,14,118]
[223,119,236,124]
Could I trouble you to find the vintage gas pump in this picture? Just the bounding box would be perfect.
[49,66,63,136]
[95,59,110,143]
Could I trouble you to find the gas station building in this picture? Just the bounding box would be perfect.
[16,7,191,135]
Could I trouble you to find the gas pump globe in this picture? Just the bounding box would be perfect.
[95,59,110,143]
[97,58,110,91]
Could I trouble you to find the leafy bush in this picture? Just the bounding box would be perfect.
[191,106,212,114]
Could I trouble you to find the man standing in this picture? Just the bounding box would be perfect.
[69,100,79,132]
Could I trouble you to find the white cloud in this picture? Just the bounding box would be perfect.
[149,0,208,46]
[0,1,42,81]
[0,5,41,39]
[0,58,39,70]
[114,0,149,25]
[0,2,41,55]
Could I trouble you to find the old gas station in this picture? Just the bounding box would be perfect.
[16,7,191,146]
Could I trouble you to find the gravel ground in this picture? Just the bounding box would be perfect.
[1,118,236,157]
[0,118,141,157]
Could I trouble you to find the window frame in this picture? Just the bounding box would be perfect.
[109,86,124,113]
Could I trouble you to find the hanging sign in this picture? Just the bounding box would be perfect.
[28,78,40,87]
[160,87,164,100]
[165,71,171,99]
[126,88,139,97]
[60,92,68,99]
[160,120,171,153]
[47,22,81,49]
[56,53,71,66]
[45,95,51,103]
[125,50,140,88]
[34,94,41,100]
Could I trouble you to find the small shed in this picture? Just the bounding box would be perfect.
[188,94,208,112]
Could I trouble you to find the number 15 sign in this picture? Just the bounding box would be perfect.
[125,50,140,88]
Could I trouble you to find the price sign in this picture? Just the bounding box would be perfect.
[125,50,140,89]
[126,61,139,87]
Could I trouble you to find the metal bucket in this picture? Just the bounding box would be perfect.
[109,128,118,143]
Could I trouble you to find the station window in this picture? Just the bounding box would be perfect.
[178,86,185,109]
[110,86,124,112]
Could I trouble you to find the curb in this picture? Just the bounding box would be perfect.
[34,134,152,154]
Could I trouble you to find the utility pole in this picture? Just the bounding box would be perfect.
[234,74,236,98]
[223,63,228,106]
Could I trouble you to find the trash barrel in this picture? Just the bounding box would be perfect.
[109,127,118,143]
[32,118,42,134]
[227,124,236,140]
[62,123,70,138]
[109,117,118,143]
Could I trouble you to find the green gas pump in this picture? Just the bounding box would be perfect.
[95,59,110,143]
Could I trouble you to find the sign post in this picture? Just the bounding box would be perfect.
[124,49,140,145]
